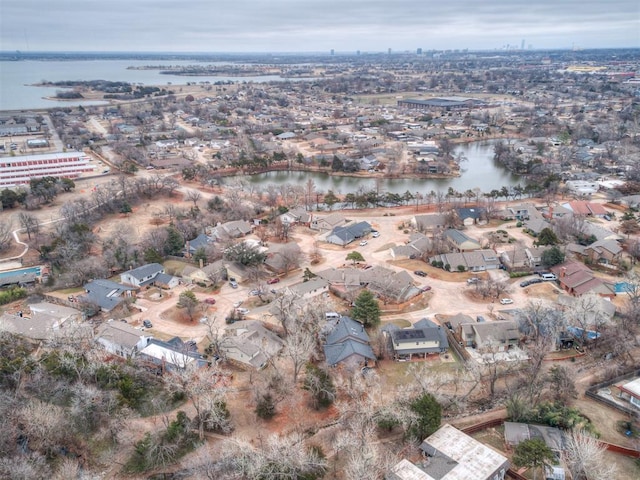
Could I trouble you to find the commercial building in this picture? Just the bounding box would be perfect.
[0,151,94,187]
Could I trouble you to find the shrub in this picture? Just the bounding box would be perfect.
[255,393,276,419]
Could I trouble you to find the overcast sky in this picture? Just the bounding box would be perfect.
[1,0,638,53]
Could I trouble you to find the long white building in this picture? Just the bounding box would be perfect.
[0,151,94,187]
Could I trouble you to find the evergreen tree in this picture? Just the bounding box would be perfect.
[351,290,380,327]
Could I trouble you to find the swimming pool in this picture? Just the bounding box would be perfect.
[0,266,42,280]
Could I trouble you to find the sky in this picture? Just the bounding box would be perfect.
[1,0,638,53]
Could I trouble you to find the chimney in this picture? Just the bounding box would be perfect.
[561,267,567,278]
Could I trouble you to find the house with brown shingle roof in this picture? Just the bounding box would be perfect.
[550,261,615,298]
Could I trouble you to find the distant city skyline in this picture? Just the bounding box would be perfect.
[1,1,638,53]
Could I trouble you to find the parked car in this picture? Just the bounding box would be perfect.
[421,285,432,292]
[233,301,243,308]
[467,277,479,284]
[204,298,216,305]
[143,319,153,328]
[229,279,238,288]
[267,278,280,284]
[359,240,368,246]
[500,298,514,305]
[414,270,427,277]
[249,289,262,296]
[520,280,530,287]
[372,231,380,238]
[236,308,250,315]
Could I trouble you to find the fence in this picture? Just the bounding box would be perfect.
[445,329,471,362]
[585,368,640,418]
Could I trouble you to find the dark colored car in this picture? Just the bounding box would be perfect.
[204,298,216,305]
[267,278,280,284]
[143,319,153,328]
[414,270,427,277]
[421,285,432,292]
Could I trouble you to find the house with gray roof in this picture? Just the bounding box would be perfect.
[384,318,449,360]
[139,337,207,372]
[325,221,372,246]
[456,207,487,226]
[184,233,213,257]
[284,277,329,299]
[429,249,500,272]
[504,422,565,453]
[311,212,346,231]
[0,302,82,341]
[120,263,165,288]
[207,220,253,240]
[323,316,376,367]
[390,233,432,259]
[411,213,448,232]
[389,424,509,480]
[459,320,520,351]
[96,320,151,358]
[279,207,312,226]
[82,279,136,312]
[219,320,284,369]
[444,229,481,252]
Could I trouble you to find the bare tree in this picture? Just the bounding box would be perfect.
[0,220,13,251]
[562,430,617,480]
[17,212,39,240]
[185,189,202,207]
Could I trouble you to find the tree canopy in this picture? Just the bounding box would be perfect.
[406,393,441,441]
[541,246,565,267]
[513,438,555,480]
[346,251,365,265]
[351,289,380,327]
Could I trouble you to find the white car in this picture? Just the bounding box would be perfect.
[499,298,514,305]
[372,231,380,238]
[236,307,250,315]
[359,240,368,246]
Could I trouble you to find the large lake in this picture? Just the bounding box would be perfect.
[0,59,298,111]
[230,139,522,194]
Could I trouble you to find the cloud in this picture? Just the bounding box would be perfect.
[2,0,638,51]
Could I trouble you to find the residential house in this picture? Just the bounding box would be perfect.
[325,221,372,246]
[444,229,481,252]
[264,242,302,274]
[445,313,475,331]
[389,424,509,480]
[120,263,165,288]
[184,233,214,258]
[582,239,623,265]
[96,320,151,358]
[139,337,207,372]
[429,249,500,272]
[182,260,226,286]
[279,207,312,226]
[219,320,284,369]
[311,212,346,231]
[207,220,252,240]
[500,248,528,270]
[619,378,640,409]
[411,213,448,233]
[0,302,83,341]
[367,268,421,304]
[284,277,329,299]
[550,261,616,298]
[456,207,487,226]
[508,203,535,220]
[390,233,432,260]
[563,200,608,217]
[384,318,449,360]
[458,320,520,351]
[524,246,549,269]
[504,422,565,453]
[323,316,376,368]
[81,279,136,312]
